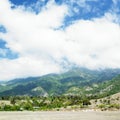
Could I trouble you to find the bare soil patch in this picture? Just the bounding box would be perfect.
[0,111,120,120]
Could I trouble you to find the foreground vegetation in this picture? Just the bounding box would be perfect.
[0,94,120,111]
[0,95,91,111]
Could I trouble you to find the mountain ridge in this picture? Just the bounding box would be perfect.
[0,68,120,97]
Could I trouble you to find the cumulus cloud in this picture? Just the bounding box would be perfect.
[64,18,120,68]
[0,0,120,80]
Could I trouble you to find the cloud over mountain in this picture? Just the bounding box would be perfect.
[0,0,120,80]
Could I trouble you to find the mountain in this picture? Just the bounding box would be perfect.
[0,68,120,97]
[87,74,120,98]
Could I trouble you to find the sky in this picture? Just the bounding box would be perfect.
[0,0,120,80]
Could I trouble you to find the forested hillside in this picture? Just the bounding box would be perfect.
[0,68,120,97]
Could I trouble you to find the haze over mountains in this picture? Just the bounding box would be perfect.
[0,68,120,98]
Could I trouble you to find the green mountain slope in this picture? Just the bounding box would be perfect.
[0,68,120,97]
[87,74,120,98]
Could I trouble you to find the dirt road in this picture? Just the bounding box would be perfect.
[0,111,120,120]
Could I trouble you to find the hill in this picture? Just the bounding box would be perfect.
[0,68,120,97]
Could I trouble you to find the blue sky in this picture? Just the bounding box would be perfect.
[0,39,18,59]
[9,0,119,19]
[9,0,119,21]
[0,0,120,80]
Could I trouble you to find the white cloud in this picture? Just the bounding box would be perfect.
[112,0,120,4]
[63,18,120,69]
[0,0,120,80]
[0,0,67,80]
[0,57,61,80]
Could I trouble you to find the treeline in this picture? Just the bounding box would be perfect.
[0,95,91,111]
